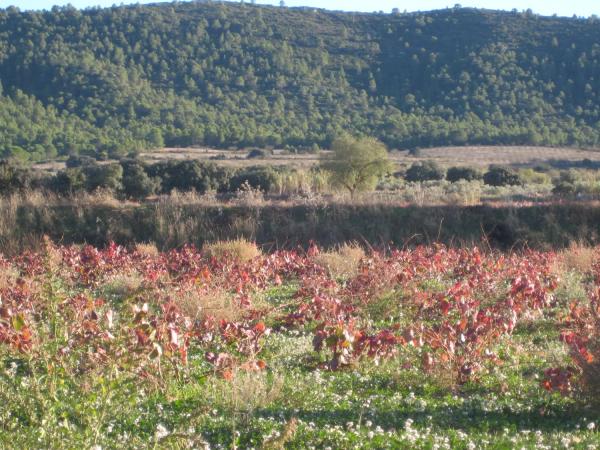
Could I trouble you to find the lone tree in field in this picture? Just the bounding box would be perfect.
[321,136,392,198]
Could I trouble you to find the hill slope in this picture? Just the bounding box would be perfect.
[1,3,600,160]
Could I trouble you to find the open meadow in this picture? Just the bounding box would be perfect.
[0,239,599,448]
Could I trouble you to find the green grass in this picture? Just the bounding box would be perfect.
[1,285,599,450]
[1,243,600,450]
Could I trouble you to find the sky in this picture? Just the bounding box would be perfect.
[1,0,598,18]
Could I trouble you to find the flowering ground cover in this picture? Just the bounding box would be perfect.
[0,240,599,449]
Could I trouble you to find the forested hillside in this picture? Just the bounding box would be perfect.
[1,2,600,160]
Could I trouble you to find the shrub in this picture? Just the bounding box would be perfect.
[0,160,33,194]
[121,160,160,199]
[147,160,232,194]
[547,292,600,406]
[51,168,87,195]
[405,161,445,182]
[483,166,521,186]
[65,155,97,168]
[202,238,262,263]
[246,148,272,159]
[229,166,278,193]
[84,163,124,192]
[446,166,482,182]
[518,168,551,185]
[552,181,577,196]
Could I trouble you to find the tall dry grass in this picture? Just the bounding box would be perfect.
[178,287,245,323]
[553,241,598,276]
[313,243,366,279]
[202,238,262,263]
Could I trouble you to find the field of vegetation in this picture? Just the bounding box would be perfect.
[0,239,599,448]
[2,2,600,447]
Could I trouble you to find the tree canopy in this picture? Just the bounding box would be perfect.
[321,136,392,196]
[0,4,600,160]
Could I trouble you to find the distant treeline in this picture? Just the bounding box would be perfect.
[1,4,600,160]
[0,157,303,198]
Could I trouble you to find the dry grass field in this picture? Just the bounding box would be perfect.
[143,147,321,168]
[412,145,600,167]
[144,145,600,169]
[31,145,600,173]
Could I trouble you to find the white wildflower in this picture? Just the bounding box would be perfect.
[155,423,170,440]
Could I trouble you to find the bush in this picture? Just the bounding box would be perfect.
[229,166,278,193]
[483,166,521,186]
[546,291,600,407]
[146,160,232,194]
[518,168,551,185]
[446,166,482,182]
[246,148,272,159]
[51,168,87,194]
[552,181,577,196]
[66,155,97,168]
[84,164,123,192]
[120,160,160,199]
[405,161,445,182]
[202,238,262,263]
[0,160,33,194]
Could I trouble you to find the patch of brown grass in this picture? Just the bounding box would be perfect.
[211,371,284,419]
[202,238,261,263]
[102,273,144,300]
[313,242,366,279]
[178,287,243,322]
[0,264,18,290]
[134,242,160,257]
[553,242,597,276]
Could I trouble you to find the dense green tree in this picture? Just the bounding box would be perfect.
[321,136,392,197]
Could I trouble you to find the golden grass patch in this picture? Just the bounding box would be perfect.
[202,238,261,263]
